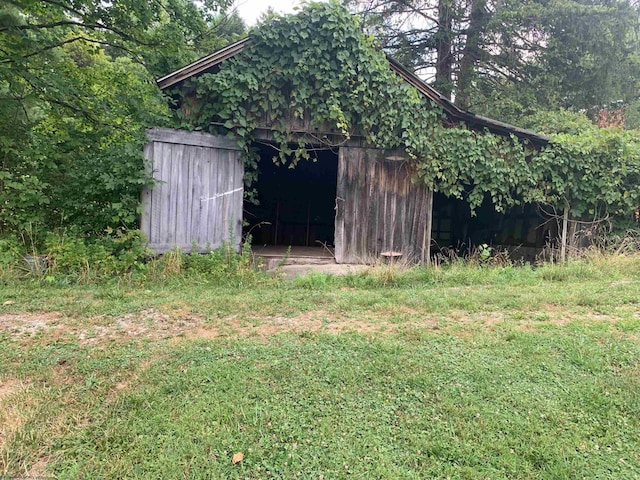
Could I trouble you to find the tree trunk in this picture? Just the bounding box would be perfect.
[435,0,454,100]
[455,0,487,110]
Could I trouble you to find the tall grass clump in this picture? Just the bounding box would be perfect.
[145,239,269,287]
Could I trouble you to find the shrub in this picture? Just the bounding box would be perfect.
[43,229,149,279]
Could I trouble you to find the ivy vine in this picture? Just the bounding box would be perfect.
[172,0,640,221]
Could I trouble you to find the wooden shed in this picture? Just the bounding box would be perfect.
[143,38,548,264]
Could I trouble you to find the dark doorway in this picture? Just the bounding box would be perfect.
[244,144,338,247]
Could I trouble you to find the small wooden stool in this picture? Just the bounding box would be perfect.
[380,251,403,264]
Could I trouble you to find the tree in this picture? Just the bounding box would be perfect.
[0,0,243,237]
[347,0,640,120]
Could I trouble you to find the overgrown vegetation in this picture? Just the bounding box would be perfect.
[0,230,266,286]
[2,1,638,267]
[1,0,243,242]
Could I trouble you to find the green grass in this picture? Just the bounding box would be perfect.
[1,255,640,479]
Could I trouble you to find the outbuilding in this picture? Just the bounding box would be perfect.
[142,15,549,264]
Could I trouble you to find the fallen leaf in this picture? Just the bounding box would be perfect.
[232,452,244,465]
[2,300,15,306]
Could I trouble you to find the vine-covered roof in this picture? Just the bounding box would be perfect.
[157,37,549,145]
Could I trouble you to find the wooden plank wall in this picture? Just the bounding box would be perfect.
[142,128,244,254]
[335,147,431,264]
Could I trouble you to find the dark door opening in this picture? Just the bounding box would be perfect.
[244,143,338,248]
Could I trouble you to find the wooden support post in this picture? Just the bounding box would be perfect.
[561,203,569,263]
[424,189,434,265]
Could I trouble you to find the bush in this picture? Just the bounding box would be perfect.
[43,229,149,279]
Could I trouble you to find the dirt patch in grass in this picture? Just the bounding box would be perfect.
[78,309,206,344]
[2,306,636,345]
[25,456,50,478]
[0,378,23,402]
[0,312,63,338]
[193,310,393,339]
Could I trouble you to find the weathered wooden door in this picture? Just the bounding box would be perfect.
[141,128,244,254]
[334,147,432,264]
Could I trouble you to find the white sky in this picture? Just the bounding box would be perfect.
[231,0,313,26]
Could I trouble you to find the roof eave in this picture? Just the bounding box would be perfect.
[387,56,549,145]
[157,38,251,90]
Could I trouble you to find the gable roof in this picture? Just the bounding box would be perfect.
[157,38,549,145]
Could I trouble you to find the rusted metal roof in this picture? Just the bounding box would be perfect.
[157,37,549,144]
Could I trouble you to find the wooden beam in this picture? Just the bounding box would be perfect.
[424,189,434,265]
[561,203,569,263]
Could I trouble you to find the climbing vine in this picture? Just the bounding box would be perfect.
[172,0,640,221]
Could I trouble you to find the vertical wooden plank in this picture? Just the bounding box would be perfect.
[190,146,204,246]
[140,141,153,244]
[381,155,390,256]
[334,148,347,263]
[234,151,244,248]
[349,150,360,261]
[372,152,381,257]
[367,154,379,259]
[232,151,244,251]
[175,145,190,249]
[198,146,212,248]
[410,175,425,261]
[150,141,164,248]
[183,145,195,249]
[228,151,237,250]
[396,162,408,255]
[208,147,219,248]
[160,142,173,248]
[165,143,181,248]
[217,148,228,246]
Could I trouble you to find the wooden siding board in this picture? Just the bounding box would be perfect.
[141,142,153,241]
[334,148,348,263]
[184,146,195,248]
[199,148,212,247]
[176,145,190,247]
[159,142,172,247]
[424,189,434,263]
[205,147,216,247]
[146,128,240,150]
[149,142,163,246]
[231,151,243,250]
[167,143,181,246]
[216,148,227,243]
[190,147,204,244]
[367,157,378,258]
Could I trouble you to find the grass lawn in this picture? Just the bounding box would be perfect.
[1,256,640,479]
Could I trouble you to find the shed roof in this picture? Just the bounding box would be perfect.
[157,38,549,145]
